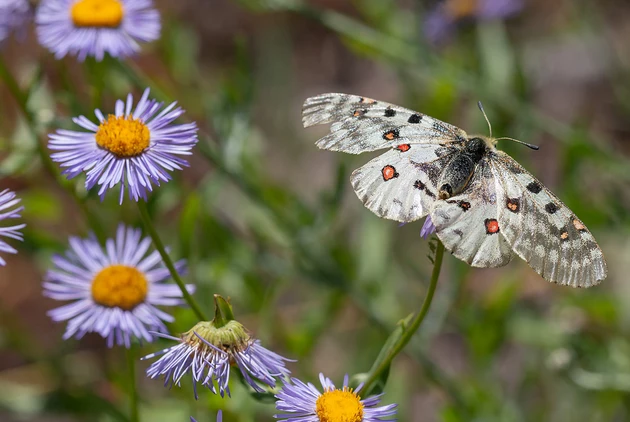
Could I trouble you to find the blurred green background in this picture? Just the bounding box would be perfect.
[1,0,630,421]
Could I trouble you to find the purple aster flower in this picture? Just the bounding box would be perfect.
[43,224,193,348]
[0,189,25,266]
[275,373,397,422]
[35,0,160,61]
[424,0,523,44]
[420,215,436,239]
[191,410,222,422]
[0,0,31,44]
[143,318,293,399]
[48,87,198,204]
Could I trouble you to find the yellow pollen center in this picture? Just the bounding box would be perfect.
[95,115,151,157]
[315,388,364,422]
[91,265,148,310]
[71,0,124,28]
[445,0,477,19]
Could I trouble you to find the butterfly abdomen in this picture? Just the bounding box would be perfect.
[437,137,487,199]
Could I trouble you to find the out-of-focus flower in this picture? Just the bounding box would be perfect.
[424,0,523,44]
[275,373,397,422]
[191,410,222,422]
[35,0,160,61]
[48,87,198,204]
[420,215,436,239]
[43,225,193,348]
[143,295,293,399]
[0,189,25,266]
[0,0,31,43]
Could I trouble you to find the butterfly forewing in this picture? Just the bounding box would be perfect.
[431,160,514,268]
[303,93,467,154]
[490,152,607,287]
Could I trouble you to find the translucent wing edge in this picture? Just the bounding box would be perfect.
[491,153,607,287]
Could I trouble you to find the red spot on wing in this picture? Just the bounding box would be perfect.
[395,144,410,152]
[485,218,500,234]
[381,165,399,181]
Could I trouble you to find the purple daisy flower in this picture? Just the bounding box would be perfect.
[143,320,293,399]
[191,410,222,422]
[275,373,397,422]
[420,215,436,239]
[35,0,160,61]
[48,87,198,204]
[0,0,31,43]
[43,224,194,348]
[0,189,26,266]
[424,0,523,44]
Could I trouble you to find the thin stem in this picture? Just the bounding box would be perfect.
[126,347,139,422]
[0,56,107,242]
[136,201,207,321]
[361,240,445,394]
[0,56,58,177]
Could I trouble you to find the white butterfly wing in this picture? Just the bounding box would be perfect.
[430,160,514,268]
[351,145,454,223]
[490,151,607,287]
[303,93,467,154]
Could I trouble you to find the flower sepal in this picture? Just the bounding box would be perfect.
[213,294,235,328]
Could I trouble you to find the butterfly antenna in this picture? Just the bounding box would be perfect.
[477,101,492,138]
[495,137,540,150]
[477,101,539,150]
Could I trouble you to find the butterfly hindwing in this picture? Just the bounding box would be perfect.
[430,160,514,268]
[490,151,607,287]
[303,93,467,154]
[350,145,454,223]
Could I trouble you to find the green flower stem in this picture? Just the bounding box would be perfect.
[361,240,445,395]
[0,57,58,178]
[0,56,107,242]
[136,201,207,321]
[126,347,139,422]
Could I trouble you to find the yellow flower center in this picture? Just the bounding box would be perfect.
[445,0,477,19]
[315,388,364,422]
[95,115,151,157]
[71,0,124,28]
[91,265,148,310]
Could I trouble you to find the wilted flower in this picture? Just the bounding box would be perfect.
[424,0,523,44]
[48,87,198,204]
[275,373,397,422]
[143,295,293,399]
[0,0,31,43]
[43,224,193,348]
[0,189,25,266]
[35,0,160,61]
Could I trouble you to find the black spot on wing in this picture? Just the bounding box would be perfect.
[384,107,396,117]
[408,114,422,124]
[545,202,559,214]
[526,181,542,193]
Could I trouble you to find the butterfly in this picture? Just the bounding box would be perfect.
[302,93,607,288]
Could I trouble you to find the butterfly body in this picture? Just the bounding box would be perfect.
[437,136,490,199]
[303,93,607,287]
